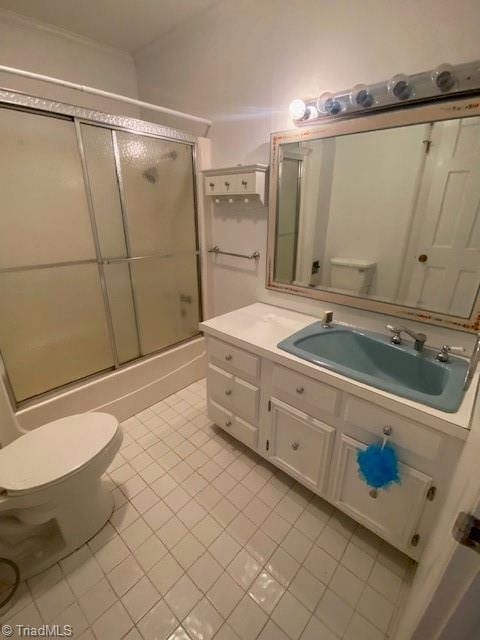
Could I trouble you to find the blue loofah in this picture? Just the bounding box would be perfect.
[357,442,400,490]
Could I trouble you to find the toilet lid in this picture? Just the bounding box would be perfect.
[0,412,119,494]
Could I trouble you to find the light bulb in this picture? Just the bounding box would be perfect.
[305,104,319,120]
[317,92,342,115]
[350,84,374,108]
[289,99,306,120]
[388,74,413,100]
[431,64,455,92]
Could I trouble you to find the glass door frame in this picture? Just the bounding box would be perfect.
[0,88,203,408]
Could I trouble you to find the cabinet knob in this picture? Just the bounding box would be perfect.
[242,180,248,187]
[296,386,304,394]
[383,425,393,436]
[225,181,230,189]
[209,182,215,188]
[225,389,232,396]
[291,441,300,450]
[225,354,232,361]
[369,489,378,499]
[225,420,232,427]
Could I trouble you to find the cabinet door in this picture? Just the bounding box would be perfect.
[269,399,334,492]
[332,434,433,550]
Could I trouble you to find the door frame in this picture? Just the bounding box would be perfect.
[394,389,480,639]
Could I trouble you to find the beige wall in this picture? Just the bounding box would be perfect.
[0,10,139,116]
[135,0,480,350]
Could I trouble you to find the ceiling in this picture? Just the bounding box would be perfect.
[0,0,219,53]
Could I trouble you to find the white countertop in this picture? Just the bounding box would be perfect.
[200,303,478,438]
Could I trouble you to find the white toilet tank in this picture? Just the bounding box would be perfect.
[330,258,376,294]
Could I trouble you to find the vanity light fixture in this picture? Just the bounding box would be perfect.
[289,59,480,125]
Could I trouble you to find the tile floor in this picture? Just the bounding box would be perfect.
[4,379,414,640]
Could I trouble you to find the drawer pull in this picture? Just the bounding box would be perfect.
[225,354,233,361]
[225,420,232,427]
[291,441,300,451]
[225,389,232,396]
[296,386,305,394]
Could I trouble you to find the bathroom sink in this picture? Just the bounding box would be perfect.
[277,322,468,412]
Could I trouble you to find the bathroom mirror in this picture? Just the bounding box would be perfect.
[267,95,480,332]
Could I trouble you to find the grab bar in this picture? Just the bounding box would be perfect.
[208,246,260,260]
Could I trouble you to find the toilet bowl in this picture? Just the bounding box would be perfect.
[0,411,122,579]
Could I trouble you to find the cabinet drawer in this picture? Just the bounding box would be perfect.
[269,399,334,492]
[207,364,259,424]
[272,364,339,419]
[343,395,442,461]
[208,398,258,449]
[332,434,432,550]
[208,337,260,381]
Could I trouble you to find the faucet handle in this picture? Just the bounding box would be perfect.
[436,344,465,363]
[386,324,403,344]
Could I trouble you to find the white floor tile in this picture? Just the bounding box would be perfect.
[189,552,223,592]
[121,576,160,622]
[137,600,177,640]
[107,554,144,597]
[78,578,117,624]
[289,568,325,613]
[165,574,202,619]
[227,594,268,640]
[183,597,223,640]
[16,381,412,640]
[207,572,244,618]
[271,591,310,640]
[356,584,394,633]
[92,601,133,640]
[248,570,285,614]
[315,589,354,637]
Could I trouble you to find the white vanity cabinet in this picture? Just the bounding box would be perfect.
[201,304,471,560]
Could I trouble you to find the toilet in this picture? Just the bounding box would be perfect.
[0,364,122,579]
[329,257,377,295]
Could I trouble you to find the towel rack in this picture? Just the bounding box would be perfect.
[208,245,260,260]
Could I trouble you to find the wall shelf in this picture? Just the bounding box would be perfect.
[202,163,268,205]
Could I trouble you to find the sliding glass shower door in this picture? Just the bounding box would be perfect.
[0,104,201,403]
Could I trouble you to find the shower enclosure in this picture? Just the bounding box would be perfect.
[0,92,202,405]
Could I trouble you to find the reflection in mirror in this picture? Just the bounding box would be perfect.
[274,116,480,318]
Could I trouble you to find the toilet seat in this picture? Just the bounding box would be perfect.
[0,412,119,495]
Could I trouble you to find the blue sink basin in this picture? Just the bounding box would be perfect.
[277,322,467,412]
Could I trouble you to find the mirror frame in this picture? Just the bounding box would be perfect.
[267,94,480,333]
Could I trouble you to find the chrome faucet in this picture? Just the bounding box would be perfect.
[386,324,427,352]
[464,333,480,391]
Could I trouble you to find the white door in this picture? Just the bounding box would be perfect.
[402,117,480,316]
[394,390,480,640]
